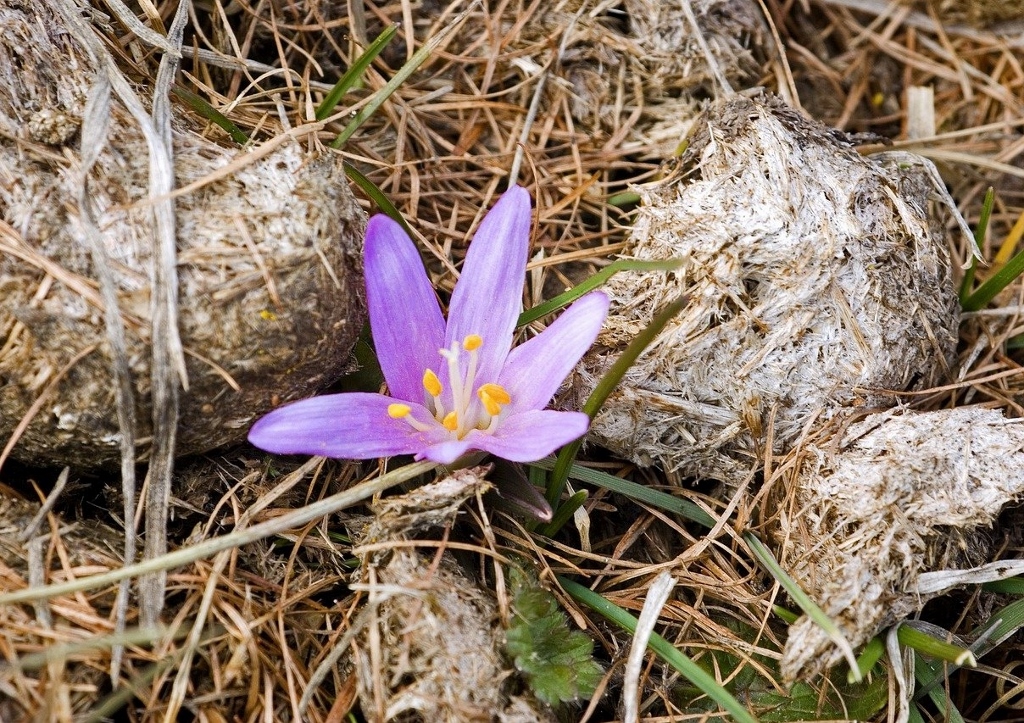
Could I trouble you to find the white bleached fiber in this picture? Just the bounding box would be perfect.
[571,92,959,485]
[772,406,1024,680]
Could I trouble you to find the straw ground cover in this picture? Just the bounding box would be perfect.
[2,0,1024,720]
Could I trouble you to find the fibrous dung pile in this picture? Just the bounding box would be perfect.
[0,0,366,468]
[349,469,552,722]
[573,92,960,485]
[771,406,1024,681]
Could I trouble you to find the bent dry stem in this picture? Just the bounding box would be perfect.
[0,460,436,605]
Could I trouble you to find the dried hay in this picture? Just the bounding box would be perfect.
[0,495,123,721]
[0,457,362,721]
[1,0,1023,719]
[572,91,960,485]
[0,0,366,468]
[244,0,766,159]
[766,405,1024,681]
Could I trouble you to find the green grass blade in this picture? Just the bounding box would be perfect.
[343,162,412,235]
[11,626,177,672]
[545,296,688,509]
[744,531,862,682]
[913,598,1024,701]
[897,624,976,667]
[972,596,1024,652]
[958,186,996,306]
[771,604,799,625]
[849,636,885,683]
[540,489,588,537]
[316,25,398,121]
[607,191,641,207]
[517,258,681,327]
[171,85,249,145]
[1005,333,1024,349]
[330,9,468,149]
[529,457,715,528]
[558,576,759,723]
[86,654,182,722]
[907,699,929,723]
[962,243,1024,311]
[914,655,967,723]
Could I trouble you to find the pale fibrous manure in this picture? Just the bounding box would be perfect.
[572,91,961,486]
[770,405,1024,681]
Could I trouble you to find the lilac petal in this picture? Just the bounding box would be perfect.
[418,438,476,465]
[445,185,531,384]
[364,214,446,402]
[467,409,590,462]
[498,291,609,413]
[248,393,446,459]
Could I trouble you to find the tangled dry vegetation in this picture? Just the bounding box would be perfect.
[2,0,1024,721]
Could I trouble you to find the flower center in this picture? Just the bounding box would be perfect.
[387,334,512,438]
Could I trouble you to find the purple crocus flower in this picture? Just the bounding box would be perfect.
[248,185,609,465]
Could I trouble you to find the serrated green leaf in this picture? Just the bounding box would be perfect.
[753,674,889,722]
[505,568,603,705]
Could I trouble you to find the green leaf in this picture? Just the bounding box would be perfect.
[545,295,689,509]
[914,655,967,723]
[517,258,681,327]
[962,242,1024,311]
[539,489,587,537]
[343,162,413,236]
[913,596,1024,699]
[330,8,470,149]
[898,624,975,667]
[971,596,1024,652]
[744,531,861,681]
[607,191,641,208]
[850,635,885,683]
[958,186,994,301]
[753,673,888,722]
[528,457,715,528]
[505,568,603,705]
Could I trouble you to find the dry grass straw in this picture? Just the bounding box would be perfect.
[1,0,1024,719]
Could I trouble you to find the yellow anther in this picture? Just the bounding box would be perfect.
[442,411,459,431]
[477,383,511,405]
[387,403,411,419]
[463,334,483,351]
[479,391,501,416]
[423,369,442,396]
